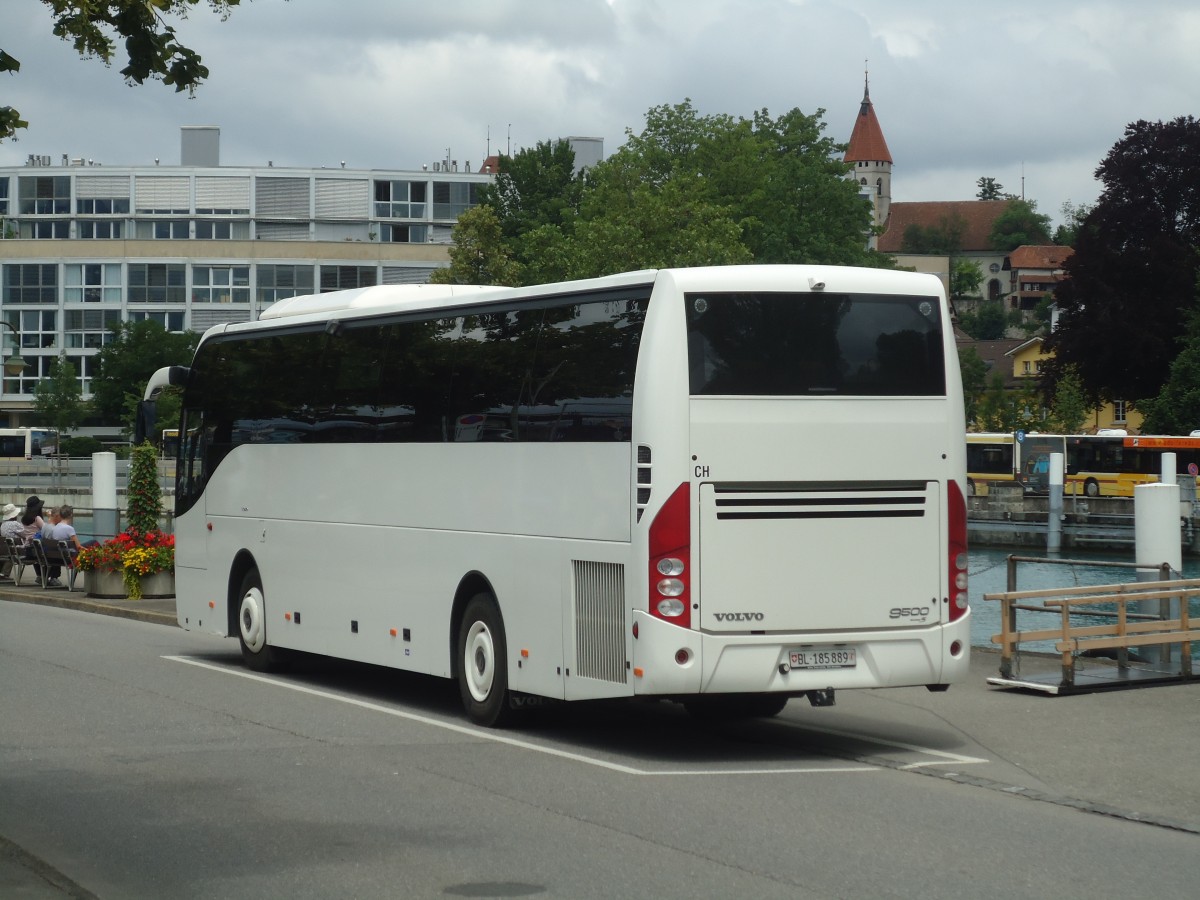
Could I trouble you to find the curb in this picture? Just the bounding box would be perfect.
[0,591,177,626]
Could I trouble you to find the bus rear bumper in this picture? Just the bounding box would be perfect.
[630,610,972,696]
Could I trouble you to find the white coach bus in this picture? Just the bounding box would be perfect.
[147,265,970,726]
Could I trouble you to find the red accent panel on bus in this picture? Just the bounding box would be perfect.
[948,479,968,623]
[648,482,691,629]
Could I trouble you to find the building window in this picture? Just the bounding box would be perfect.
[78,220,124,239]
[17,176,70,214]
[78,198,131,215]
[19,309,58,348]
[128,310,186,331]
[3,263,57,303]
[373,180,427,218]
[64,263,122,303]
[1022,361,1031,374]
[195,220,250,240]
[192,266,250,303]
[256,264,313,307]
[135,219,190,239]
[65,308,121,349]
[0,176,8,215]
[1113,400,1127,424]
[18,220,69,239]
[7,353,59,396]
[431,181,478,219]
[64,353,97,394]
[128,263,185,303]
[380,223,429,243]
[319,265,376,292]
[988,278,1002,300]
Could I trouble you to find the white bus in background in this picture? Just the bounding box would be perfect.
[147,266,969,726]
[0,427,57,459]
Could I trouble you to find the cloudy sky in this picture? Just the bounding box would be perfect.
[3,0,1197,227]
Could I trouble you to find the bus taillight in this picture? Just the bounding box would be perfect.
[948,480,968,622]
[649,482,691,629]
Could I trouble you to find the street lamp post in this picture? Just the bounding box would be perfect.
[0,321,28,377]
[0,321,29,427]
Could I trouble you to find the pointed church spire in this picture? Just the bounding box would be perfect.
[845,63,892,164]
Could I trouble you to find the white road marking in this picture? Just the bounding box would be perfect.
[163,655,979,774]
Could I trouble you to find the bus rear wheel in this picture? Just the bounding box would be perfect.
[457,593,515,727]
[1084,478,1100,497]
[237,569,287,672]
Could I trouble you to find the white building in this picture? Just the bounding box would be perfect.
[0,126,501,428]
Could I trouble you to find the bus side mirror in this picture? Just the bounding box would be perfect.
[135,400,156,446]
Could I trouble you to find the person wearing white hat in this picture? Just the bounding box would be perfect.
[0,502,23,580]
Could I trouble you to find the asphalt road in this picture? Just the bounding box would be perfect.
[2,600,1197,899]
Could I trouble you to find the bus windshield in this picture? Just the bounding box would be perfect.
[685,292,945,396]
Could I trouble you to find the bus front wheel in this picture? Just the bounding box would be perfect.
[457,593,514,727]
[237,569,287,672]
[1084,478,1100,497]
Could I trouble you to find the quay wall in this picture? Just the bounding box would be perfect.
[968,483,1200,556]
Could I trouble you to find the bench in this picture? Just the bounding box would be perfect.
[29,537,81,591]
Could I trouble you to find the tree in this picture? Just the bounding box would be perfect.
[957,300,1008,340]
[448,99,884,283]
[1043,116,1200,405]
[958,346,988,427]
[1046,367,1090,433]
[1053,200,1093,246]
[91,320,199,424]
[900,215,966,254]
[976,177,1004,201]
[988,199,1052,251]
[33,353,85,439]
[1138,276,1200,434]
[2,1,244,142]
[949,258,983,309]
[428,204,521,286]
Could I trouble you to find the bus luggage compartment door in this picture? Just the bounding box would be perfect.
[697,481,942,633]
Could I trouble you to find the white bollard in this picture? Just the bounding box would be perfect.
[1134,482,1181,665]
[92,452,119,543]
[1047,452,1064,553]
[1161,451,1177,486]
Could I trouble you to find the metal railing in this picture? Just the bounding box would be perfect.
[986,555,1197,688]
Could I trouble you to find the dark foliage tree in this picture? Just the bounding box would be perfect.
[1138,276,1200,433]
[976,177,1004,201]
[957,300,1008,340]
[3,0,243,142]
[1042,116,1200,406]
[900,215,965,254]
[92,320,200,423]
[988,199,1052,251]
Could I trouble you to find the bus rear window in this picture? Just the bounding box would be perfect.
[686,292,946,396]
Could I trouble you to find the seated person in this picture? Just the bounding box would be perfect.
[45,505,84,587]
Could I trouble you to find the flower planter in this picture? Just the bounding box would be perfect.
[85,569,175,600]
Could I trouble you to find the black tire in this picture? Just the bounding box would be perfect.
[457,592,514,727]
[684,694,789,720]
[1085,478,1100,498]
[966,479,976,497]
[236,569,288,672]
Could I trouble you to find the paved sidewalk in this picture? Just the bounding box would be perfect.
[0,572,176,626]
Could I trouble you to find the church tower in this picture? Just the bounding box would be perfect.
[844,70,893,247]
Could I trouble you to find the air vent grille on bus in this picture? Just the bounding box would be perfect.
[572,561,627,684]
[711,481,929,520]
[636,444,652,523]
